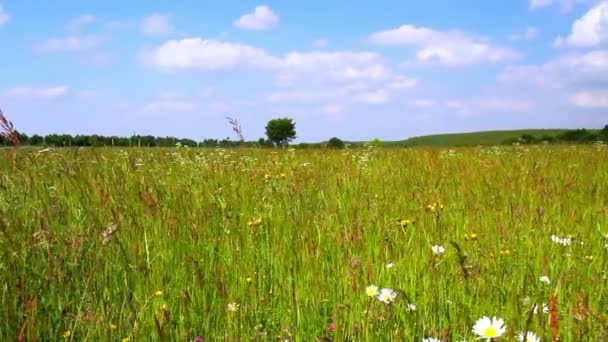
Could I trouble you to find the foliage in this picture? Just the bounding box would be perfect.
[1,146,607,340]
[326,137,345,149]
[265,118,296,146]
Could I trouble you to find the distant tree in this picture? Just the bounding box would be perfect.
[599,125,608,141]
[327,137,345,149]
[265,118,296,147]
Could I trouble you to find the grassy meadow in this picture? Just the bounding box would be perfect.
[1,145,607,341]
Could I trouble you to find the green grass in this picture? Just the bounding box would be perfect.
[1,145,607,341]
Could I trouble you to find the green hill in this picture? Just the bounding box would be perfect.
[341,128,603,148]
[395,129,572,147]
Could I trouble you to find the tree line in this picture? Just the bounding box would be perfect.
[503,126,608,145]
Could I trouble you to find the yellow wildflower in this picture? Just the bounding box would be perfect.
[110,324,118,331]
[154,290,163,297]
[63,330,72,338]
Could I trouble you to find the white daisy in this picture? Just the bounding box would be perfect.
[227,302,239,312]
[539,275,551,285]
[517,331,540,342]
[407,303,417,312]
[532,303,549,314]
[431,245,446,255]
[386,262,395,269]
[422,338,441,342]
[365,285,379,297]
[377,288,397,304]
[472,316,506,340]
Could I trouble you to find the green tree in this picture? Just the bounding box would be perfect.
[327,137,345,149]
[265,118,296,147]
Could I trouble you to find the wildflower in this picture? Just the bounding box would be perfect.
[121,338,130,342]
[63,330,72,338]
[584,255,595,261]
[425,202,444,213]
[386,262,395,269]
[155,291,164,297]
[464,233,479,241]
[100,224,119,245]
[406,303,417,312]
[472,316,506,340]
[280,173,287,178]
[246,277,252,283]
[327,322,336,333]
[517,331,540,342]
[110,324,118,331]
[499,249,511,256]
[422,338,441,342]
[247,217,263,227]
[532,303,549,314]
[431,245,445,255]
[539,275,551,285]
[377,288,397,304]
[605,243,608,251]
[550,234,572,246]
[227,302,239,312]
[365,285,379,297]
[193,336,205,342]
[397,218,415,227]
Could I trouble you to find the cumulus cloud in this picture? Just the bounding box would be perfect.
[0,4,9,26]
[369,24,519,66]
[499,50,608,88]
[571,90,608,107]
[5,86,69,99]
[147,38,416,112]
[146,38,280,71]
[554,1,608,47]
[233,5,279,30]
[34,35,98,52]
[142,14,175,36]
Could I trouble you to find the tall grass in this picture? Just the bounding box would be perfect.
[0,145,607,341]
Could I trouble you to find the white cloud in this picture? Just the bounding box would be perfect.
[142,14,175,36]
[509,26,539,41]
[277,51,390,86]
[5,86,68,99]
[147,38,280,71]
[499,50,608,88]
[67,14,95,31]
[571,90,608,107]
[0,4,10,25]
[34,35,98,52]
[529,0,585,12]
[313,39,329,49]
[148,38,416,112]
[369,25,519,66]
[554,1,608,47]
[233,5,279,30]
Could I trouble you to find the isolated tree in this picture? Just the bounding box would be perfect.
[265,118,296,146]
[327,137,345,149]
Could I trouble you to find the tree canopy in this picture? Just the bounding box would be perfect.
[265,118,296,146]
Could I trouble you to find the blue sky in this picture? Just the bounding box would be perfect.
[0,0,607,142]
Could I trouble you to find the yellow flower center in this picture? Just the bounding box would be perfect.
[483,327,498,337]
[381,294,390,301]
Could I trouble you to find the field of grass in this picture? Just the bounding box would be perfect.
[1,145,607,341]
